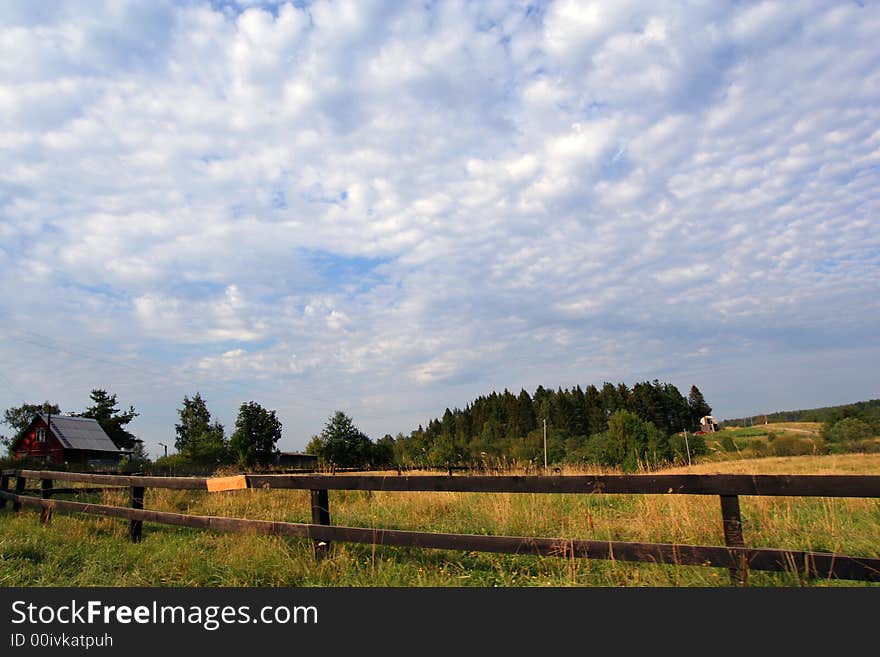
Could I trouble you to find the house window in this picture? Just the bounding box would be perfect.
[36,428,46,443]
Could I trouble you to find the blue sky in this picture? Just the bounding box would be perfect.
[1,0,878,457]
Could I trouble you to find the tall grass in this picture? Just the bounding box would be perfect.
[2,454,879,587]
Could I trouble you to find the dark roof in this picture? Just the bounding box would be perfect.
[40,414,124,453]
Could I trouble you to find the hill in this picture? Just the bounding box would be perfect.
[722,399,880,426]
[394,380,714,469]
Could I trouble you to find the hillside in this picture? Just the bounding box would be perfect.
[722,399,880,426]
[700,421,880,462]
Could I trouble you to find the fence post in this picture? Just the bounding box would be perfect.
[0,473,9,509]
[310,489,331,558]
[40,478,54,524]
[13,475,26,512]
[720,494,748,585]
[129,486,145,543]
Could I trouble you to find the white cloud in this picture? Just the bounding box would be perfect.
[1,1,878,452]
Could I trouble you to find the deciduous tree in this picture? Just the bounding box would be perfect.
[1,401,61,448]
[314,411,372,468]
[230,401,282,467]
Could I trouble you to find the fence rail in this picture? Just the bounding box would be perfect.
[3,468,880,585]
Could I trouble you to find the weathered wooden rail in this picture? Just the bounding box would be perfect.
[2,469,879,584]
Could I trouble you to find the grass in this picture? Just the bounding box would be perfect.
[2,454,879,587]
[703,422,837,459]
[721,422,822,435]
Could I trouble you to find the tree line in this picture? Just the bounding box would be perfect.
[3,381,716,472]
[723,398,880,430]
[1,390,284,468]
[386,381,713,471]
[304,381,714,472]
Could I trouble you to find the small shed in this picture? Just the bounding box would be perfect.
[11,414,129,466]
[699,415,719,433]
[274,451,318,469]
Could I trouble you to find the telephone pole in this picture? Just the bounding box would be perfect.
[543,418,548,470]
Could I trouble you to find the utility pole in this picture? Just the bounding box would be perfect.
[158,442,168,458]
[543,418,547,470]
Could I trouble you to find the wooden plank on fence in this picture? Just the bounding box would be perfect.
[9,470,207,490]
[7,470,880,498]
[246,473,880,498]
[206,475,248,493]
[3,490,879,582]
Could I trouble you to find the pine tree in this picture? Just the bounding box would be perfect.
[688,385,713,429]
[175,393,228,464]
[81,389,138,449]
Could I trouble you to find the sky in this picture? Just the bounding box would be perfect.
[1,0,878,458]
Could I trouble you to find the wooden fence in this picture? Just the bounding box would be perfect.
[2,468,879,585]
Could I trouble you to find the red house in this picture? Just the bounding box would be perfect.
[11,413,128,466]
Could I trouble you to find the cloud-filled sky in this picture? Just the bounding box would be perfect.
[1,0,878,456]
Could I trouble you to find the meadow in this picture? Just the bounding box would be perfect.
[1,452,879,587]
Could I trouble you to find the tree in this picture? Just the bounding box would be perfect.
[687,385,712,430]
[1,401,61,449]
[588,410,671,472]
[81,389,139,449]
[314,411,373,468]
[128,440,151,464]
[305,435,323,457]
[230,401,282,467]
[372,434,396,467]
[175,393,229,464]
[822,417,874,443]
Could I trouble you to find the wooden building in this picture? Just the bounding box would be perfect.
[274,451,318,469]
[699,415,719,433]
[11,413,129,466]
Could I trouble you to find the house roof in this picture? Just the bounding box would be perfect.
[38,414,124,453]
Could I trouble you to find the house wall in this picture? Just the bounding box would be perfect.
[13,417,66,464]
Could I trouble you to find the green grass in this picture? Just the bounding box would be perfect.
[2,454,879,587]
[721,426,777,438]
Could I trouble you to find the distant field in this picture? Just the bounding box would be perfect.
[701,422,879,460]
[2,454,879,587]
[719,421,822,436]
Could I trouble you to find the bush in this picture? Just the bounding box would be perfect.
[822,417,874,443]
[669,433,707,464]
[770,435,826,457]
[750,441,769,457]
[828,438,880,454]
[147,454,224,476]
[720,435,737,452]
